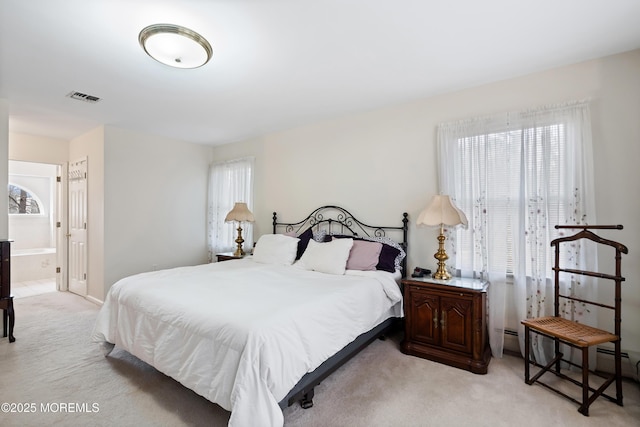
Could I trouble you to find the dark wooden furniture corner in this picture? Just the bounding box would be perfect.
[216,252,245,262]
[401,277,490,374]
[0,240,15,343]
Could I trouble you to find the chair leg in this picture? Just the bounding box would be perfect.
[554,337,561,374]
[615,340,623,406]
[524,326,531,383]
[578,348,589,416]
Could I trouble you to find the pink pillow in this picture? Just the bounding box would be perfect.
[345,239,383,271]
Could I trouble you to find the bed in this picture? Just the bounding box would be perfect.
[91,205,408,427]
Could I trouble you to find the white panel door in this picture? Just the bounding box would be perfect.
[56,163,67,291]
[68,158,87,296]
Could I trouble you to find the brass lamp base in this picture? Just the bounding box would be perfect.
[432,226,451,280]
[233,225,245,257]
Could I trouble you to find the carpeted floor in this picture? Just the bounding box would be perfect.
[1,291,638,427]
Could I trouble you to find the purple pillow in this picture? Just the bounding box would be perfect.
[344,239,383,271]
[295,228,314,260]
[332,234,401,273]
[376,243,401,273]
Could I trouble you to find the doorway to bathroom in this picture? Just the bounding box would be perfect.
[8,160,60,298]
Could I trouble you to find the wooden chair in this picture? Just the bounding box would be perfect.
[521,225,627,416]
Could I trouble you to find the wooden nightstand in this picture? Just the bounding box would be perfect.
[216,252,245,262]
[400,276,491,374]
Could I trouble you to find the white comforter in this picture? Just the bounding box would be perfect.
[91,258,402,427]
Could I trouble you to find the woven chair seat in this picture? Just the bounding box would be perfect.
[522,316,619,347]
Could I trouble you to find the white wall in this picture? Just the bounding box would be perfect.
[212,49,640,355]
[8,132,69,165]
[102,126,212,294]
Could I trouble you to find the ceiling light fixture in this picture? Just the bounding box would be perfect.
[139,24,212,69]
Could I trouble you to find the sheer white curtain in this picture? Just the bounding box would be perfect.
[207,157,254,261]
[437,101,596,361]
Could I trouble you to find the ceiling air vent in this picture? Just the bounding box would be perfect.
[66,91,101,103]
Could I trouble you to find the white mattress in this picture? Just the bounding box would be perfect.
[91,258,403,427]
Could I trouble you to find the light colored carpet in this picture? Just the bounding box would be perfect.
[1,291,638,427]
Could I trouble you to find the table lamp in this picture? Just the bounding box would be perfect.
[224,202,255,257]
[417,195,468,280]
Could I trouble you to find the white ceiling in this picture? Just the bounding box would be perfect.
[2,0,640,146]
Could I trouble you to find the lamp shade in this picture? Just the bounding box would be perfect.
[224,202,255,223]
[417,195,468,227]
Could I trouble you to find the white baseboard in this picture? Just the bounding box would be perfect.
[85,294,103,306]
[597,348,639,381]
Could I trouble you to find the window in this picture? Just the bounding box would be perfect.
[437,101,596,359]
[207,157,254,259]
[8,184,42,214]
[438,102,593,282]
[452,123,568,278]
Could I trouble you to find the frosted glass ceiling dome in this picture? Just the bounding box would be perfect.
[139,24,212,69]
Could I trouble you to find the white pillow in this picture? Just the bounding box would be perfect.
[252,234,300,266]
[298,238,354,275]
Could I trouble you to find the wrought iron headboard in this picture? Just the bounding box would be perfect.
[273,205,409,277]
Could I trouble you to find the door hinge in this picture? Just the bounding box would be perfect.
[84,223,87,229]
[57,176,61,182]
[83,273,87,280]
[56,267,61,273]
[56,221,61,228]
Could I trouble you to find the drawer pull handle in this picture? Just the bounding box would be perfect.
[441,312,447,328]
[433,309,438,329]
